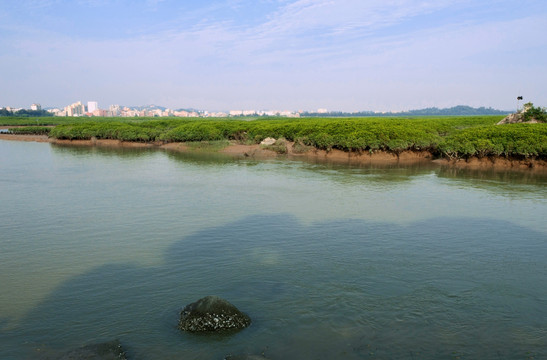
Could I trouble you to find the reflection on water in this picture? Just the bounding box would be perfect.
[1,141,546,359]
[51,142,159,159]
[438,165,547,184]
[437,166,547,198]
[51,143,547,193]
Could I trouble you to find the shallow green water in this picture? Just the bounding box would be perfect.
[0,140,546,359]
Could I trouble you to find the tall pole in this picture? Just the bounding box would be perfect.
[516,96,523,113]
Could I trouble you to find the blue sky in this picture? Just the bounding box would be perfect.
[1,0,546,111]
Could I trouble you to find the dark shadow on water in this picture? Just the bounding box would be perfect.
[3,215,546,360]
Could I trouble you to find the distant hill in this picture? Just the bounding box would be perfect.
[401,106,510,116]
[303,106,510,117]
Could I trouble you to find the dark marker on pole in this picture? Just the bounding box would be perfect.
[517,96,523,112]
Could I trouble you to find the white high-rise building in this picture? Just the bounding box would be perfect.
[109,104,120,116]
[87,101,98,113]
[65,101,84,116]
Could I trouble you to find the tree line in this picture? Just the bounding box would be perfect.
[0,108,53,117]
[303,106,509,117]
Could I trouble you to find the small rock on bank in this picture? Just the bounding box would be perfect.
[178,296,251,332]
[260,137,276,146]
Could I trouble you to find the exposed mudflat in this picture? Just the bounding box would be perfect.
[433,156,546,171]
[0,133,51,142]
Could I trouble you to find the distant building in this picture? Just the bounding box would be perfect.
[109,105,121,116]
[30,103,41,111]
[48,108,65,116]
[174,110,189,117]
[92,109,107,117]
[87,101,98,113]
[65,101,84,116]
[207,111,228,118]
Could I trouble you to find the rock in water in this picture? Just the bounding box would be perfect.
[178,296,251,332]
[56,340,127,359]
[224,354,269,360]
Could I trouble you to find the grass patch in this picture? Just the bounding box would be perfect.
[7,126,51,135]
[261,138,288,154]
[292,138,314,154]
[185,140,231,152]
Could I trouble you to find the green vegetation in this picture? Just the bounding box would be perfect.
[0,116,176,126]
[7,126,52,135]
[292,138,314,154]
[439,124,547,158]
[0,109,53,117]
[185,140,231,151]
[522,102,547,123]
[304,105,509,117]
[261,138,289,154]
[3,115,545,159]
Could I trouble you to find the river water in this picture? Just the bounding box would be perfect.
[0,140,546,359]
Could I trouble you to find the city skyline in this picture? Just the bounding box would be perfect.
[1,99,512,119]
[1,1,546,112]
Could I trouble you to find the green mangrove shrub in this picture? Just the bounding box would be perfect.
[45,115,546,159]
[522,103,547,123]
[8,126,51,135]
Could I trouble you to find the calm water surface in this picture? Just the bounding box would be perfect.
[0,140,546,359]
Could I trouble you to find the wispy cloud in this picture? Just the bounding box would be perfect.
[156,0,473,64]
[1,0,546,110]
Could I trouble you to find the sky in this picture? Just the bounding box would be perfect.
[0,0,546,112]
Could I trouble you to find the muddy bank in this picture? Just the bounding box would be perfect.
[0,133,51,142]
[1,134,545,172]
[48,138,441,165]
[433,156,547,171]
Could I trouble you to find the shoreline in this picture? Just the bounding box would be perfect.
[1,133,546,172]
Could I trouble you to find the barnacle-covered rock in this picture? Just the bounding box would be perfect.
[178,296,251,333]
[224,354,269,360]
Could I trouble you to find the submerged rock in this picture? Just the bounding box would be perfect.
[56,339,127,360]
[178,296,251,332]
[224,355,269,360]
